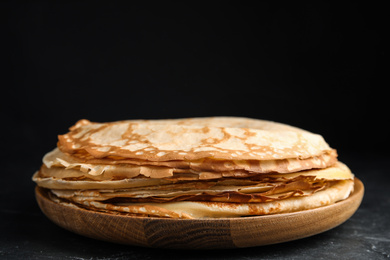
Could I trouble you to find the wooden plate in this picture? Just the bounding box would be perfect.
[35,178,364,249]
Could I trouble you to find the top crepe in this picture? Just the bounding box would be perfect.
[58,117,334,161]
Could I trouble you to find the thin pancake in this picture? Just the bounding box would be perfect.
[33,161,353,189]
[58,117,333,161]
[47,180,354,219]
[50,175,329,204]
[42,147,337,178]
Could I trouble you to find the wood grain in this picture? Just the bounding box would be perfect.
[35,178,364,249]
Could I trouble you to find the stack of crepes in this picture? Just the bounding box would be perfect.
[33,117,354,219]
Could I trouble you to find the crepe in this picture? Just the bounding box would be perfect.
[33,117,355,219]
[58,117,334,161]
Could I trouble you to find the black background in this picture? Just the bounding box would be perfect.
[3,2,388,160]
[1,2,389,259]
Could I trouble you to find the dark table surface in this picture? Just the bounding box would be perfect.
[1,151,389,260]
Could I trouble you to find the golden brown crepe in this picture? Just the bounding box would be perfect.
[32,117,354,219]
